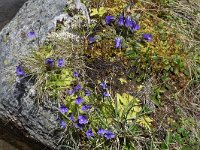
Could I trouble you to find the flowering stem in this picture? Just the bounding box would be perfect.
[108,95,119,120]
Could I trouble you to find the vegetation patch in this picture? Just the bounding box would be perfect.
[16,0,199,149]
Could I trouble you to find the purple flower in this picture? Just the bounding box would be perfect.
[56,116,61,122]
[104,130,115,140]
[28,31,36,39]
[115,36,122,48]
[84,89,90,96]
[125,16,133,28]
[74,122,83,129]
[68,114,75,122]
[58,58,64,67]
[78,115,88,124]
[60,120,66,128]
[105,16,115,25]
[69,84,82,96]
[103,92,110,97]
[16,66,25,76]
[68,89,75,95]
[117,15,124,26]
[86,129,94,138]
[131,21,140,31]
[142,34,152,42]
[88,36,96,44]
[59,105,68,114]
[82,105,92,111]
[73,71,78,78]
[97,128,105,136]
[45,58,54,67]
[100,81,107,89]
[74,84,82,92]
[75,96,84,105]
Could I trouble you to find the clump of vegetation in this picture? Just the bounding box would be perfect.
[16,0,200,149]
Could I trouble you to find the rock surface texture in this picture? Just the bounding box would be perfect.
[0,0,28,30]
[0,0,85,149]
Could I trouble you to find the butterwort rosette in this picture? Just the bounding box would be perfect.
[105,15,115,25]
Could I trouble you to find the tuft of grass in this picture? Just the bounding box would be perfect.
[22,39,85,102]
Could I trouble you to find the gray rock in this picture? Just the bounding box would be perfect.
[0,0,66,70]
[0,0,87,149]
[0,0,28,30]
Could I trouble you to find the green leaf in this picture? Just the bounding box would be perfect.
[150,95,161,107]
[90,7,107,17]
[116,93,141,120]
[119,78,127,84]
